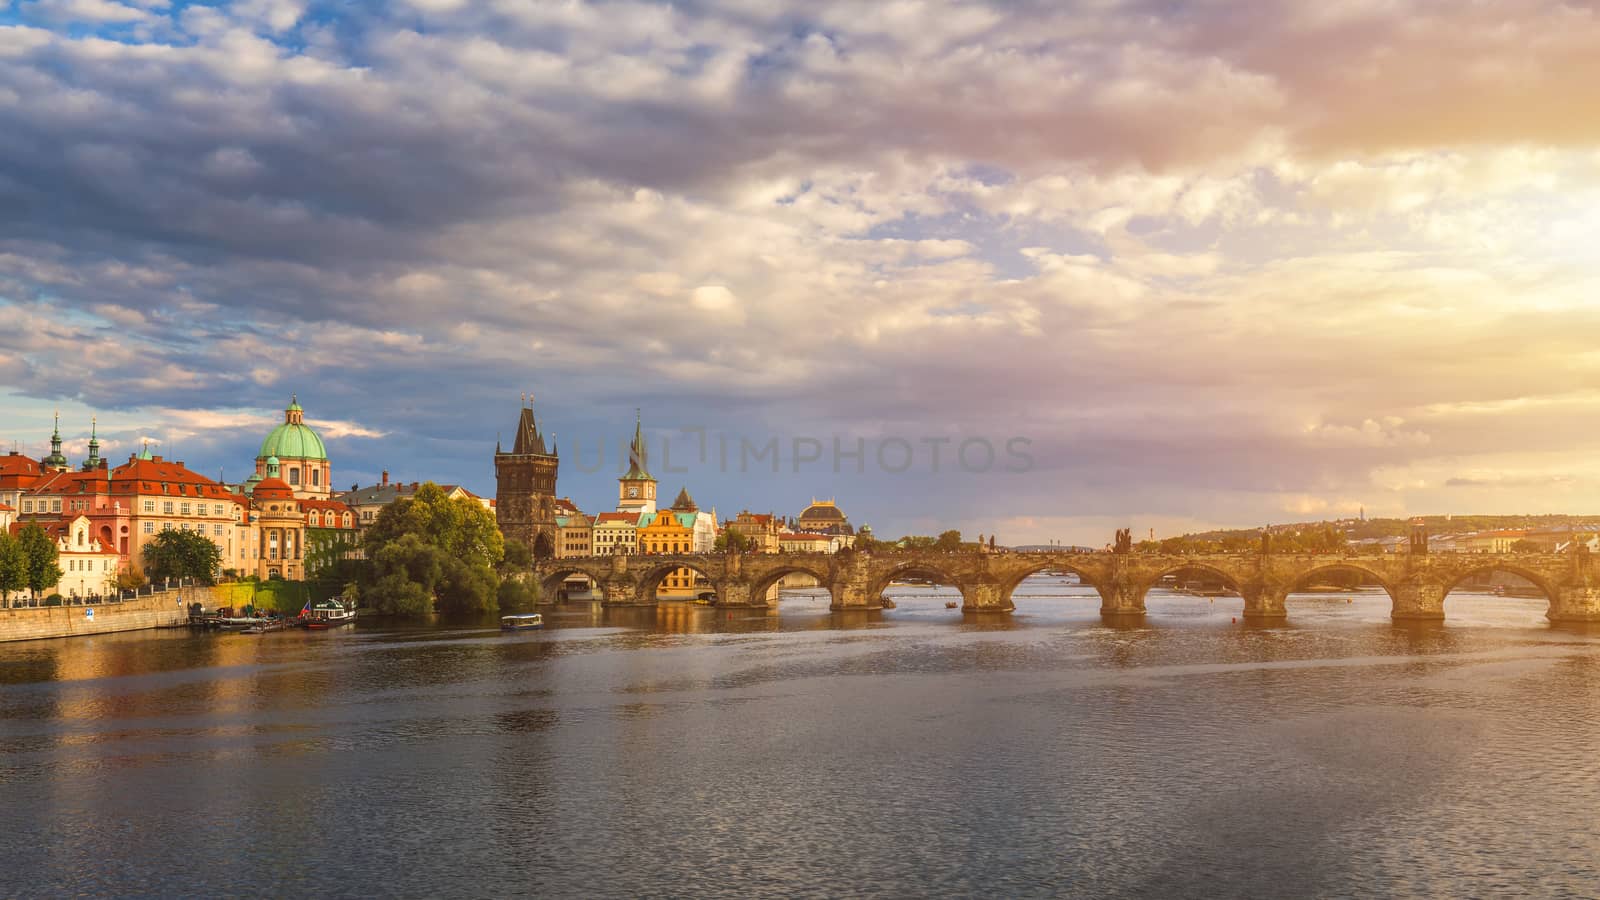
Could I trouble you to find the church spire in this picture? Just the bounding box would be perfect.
[43,410,68,471]
[624,408,651,479]
[82,416,101,471]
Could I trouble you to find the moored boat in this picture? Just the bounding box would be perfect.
[301,598,356,630]
[500,613,544,631]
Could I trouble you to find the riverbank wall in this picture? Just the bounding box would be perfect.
[0,586,222,643]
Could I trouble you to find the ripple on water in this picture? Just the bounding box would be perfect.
[0,589,1596,897]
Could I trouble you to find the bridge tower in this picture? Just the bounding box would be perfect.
[495,396,560,559]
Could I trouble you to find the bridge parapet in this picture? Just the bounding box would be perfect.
[530,547,1600,622]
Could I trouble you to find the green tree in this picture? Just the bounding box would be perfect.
[933,530,963,552]
[714,529,751,553]
[1511,539,1540,553]
[0,531,26,606]
[362,484,506,617]
[142,529,223,584]
[17,523,61,599]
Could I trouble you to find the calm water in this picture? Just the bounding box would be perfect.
[2,579,1597,898]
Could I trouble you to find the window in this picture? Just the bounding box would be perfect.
[213,504,223,515]
[143,499,155,512]
[143,521,154,534]
[161,522,173,532]
[163,501,173,514]
[288,467,300,485]
[213,525,224,536]
[51,500,61,512]
[21,501,31,513]
[181,502,191,516]
[311,469,320,486]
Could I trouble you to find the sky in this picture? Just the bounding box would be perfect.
[3,0,1600,545]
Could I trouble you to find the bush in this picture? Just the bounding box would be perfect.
[44,594,63,607]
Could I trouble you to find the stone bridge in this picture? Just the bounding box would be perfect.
[532,547,1600,623]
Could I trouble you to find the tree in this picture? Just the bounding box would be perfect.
[714,529,750,553]
[0,531,25,607]
[17,523,61,599]
[142,529,223,584]
[1511,539,1541,553]
[933,530,963,552]
[361,484,507,616]
[116,564,147,592]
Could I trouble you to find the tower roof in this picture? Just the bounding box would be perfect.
[670,486,697,511]
[509,398,554,457]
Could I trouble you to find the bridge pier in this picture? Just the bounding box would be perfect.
[961,579,1013,613]
[1392,578,1446,621]
[713,581,766,609]
[1096,578,1146,616]
[1550,584,1600,623]
[1241,586,1288,620]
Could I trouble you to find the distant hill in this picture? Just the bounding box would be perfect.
[1181,515,1600,543]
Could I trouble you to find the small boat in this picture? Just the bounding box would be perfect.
[501,613,544,631]
[302,598,356,630]
[945,601,958,609]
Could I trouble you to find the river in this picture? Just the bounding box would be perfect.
[2,580,1597,898]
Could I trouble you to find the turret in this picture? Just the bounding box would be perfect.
[43,410,69,471]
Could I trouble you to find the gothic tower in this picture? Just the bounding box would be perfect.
[495,397,560,559]
[616,410,657,515]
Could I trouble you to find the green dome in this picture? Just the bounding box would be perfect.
[260,397,326,461]
[260,423,326,460]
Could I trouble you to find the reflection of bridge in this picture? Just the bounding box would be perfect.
[533,547,1600,622]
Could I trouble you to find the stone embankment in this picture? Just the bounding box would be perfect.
[0,585,222,643]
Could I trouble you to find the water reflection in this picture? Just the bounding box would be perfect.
[1,576,1597,897]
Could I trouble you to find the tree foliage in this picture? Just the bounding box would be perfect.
[17,523,62,597]
[0,531,26,605]
[142,528,223,584]
[362,483,506,616]
[714,529,751,552]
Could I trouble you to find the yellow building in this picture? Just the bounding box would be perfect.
[640,509,708,598]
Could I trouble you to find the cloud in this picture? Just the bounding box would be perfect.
[4,1,1600,541]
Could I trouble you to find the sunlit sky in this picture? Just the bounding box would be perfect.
[3,0,1600,544]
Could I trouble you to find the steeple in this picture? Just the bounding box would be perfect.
[43,410,68,471]
[624,408,651,479]
[82,416,101,471]
[285,394,304,426]
[671,486,697,512]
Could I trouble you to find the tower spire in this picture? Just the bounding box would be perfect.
[44,409,68,470]
[83,415,102,471]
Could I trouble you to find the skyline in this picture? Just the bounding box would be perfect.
[5,1,1600,542]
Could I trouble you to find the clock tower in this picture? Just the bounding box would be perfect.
[617,411,657,516]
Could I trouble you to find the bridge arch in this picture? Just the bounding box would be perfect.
[1141,561,1245,599]
[999,559,1102,594]
[539,564,609,602]
[1284,562,1397,604]
[635,559,722,602]
[870,560,969,607]
[1438,563,1559,616]
[747,563,832,605]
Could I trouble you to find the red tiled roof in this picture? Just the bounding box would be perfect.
[594,512,640,523]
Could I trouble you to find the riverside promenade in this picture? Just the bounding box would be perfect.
[0,584,219,643]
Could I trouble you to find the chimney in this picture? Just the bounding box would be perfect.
[381,470,389,486]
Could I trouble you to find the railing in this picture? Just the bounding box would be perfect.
[3,577,198,609]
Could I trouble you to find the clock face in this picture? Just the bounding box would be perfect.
[628,487,639,498]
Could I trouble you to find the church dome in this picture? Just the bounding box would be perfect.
[252,477,296,500]
[800,500,846,522]
[259,395,327,461]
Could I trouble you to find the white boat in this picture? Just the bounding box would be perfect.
[501,613,544,631]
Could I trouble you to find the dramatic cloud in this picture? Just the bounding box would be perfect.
[2,0,1599,541]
